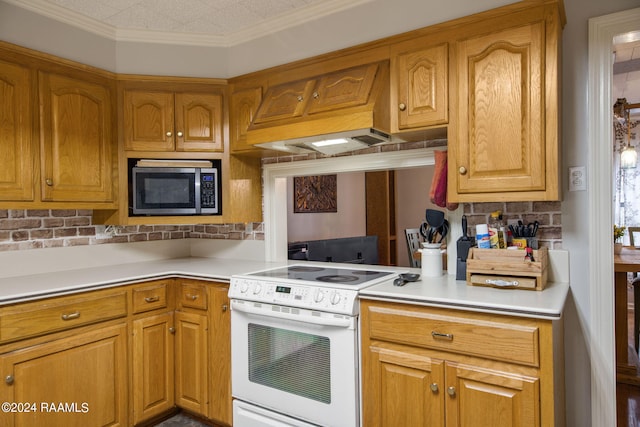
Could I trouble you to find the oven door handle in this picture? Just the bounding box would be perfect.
[231,300,353,328]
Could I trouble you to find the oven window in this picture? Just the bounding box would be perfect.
[248,323,331,404]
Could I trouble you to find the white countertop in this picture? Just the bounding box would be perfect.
[360,273,569,319]
[0,257,283,304]
[0,242,569,320]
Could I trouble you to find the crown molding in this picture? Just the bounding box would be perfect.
[5,0,372,47]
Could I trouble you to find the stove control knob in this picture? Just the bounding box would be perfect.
[330,291,341,305]
[239,280,249,293]
[314,289,325,303]
[253,283,262,295]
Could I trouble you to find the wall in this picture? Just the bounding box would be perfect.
[3,0,640,424]
[286,172,366,242]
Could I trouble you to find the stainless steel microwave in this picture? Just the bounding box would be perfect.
[132,166,221,215]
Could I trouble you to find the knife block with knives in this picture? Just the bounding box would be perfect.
[456,215,476,280]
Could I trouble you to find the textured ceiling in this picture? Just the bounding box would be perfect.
[6,0,369,46]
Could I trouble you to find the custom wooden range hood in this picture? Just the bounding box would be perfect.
[246,61,398,155]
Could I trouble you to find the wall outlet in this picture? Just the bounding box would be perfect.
[569,166,587,191]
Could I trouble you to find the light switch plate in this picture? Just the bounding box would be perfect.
[569,166,587,191]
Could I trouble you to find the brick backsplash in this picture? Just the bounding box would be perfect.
[462,201,563,249]
[0,210,264,252]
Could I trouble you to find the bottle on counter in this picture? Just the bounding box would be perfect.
[476,224,491,249]
[489,211,506,249]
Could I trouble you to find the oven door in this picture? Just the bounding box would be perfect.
[230,299,359,427]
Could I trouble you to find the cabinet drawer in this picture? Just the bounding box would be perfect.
[132,282,169,313]
[0,290,127,343]
[364,302,540,366]
[177,282,208,310]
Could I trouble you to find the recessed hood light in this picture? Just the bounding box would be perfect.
[311,138,349,147]
[256,128,398,156]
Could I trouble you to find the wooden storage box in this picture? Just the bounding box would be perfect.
[466,247,548,291]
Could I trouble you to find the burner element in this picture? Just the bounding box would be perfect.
[352,270,386,276]
[316,275,359,283]
[288,266,325,272]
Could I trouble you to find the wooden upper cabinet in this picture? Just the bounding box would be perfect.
[252,63,381,126]
[124,90,223,152]
[124,90,175,151]
[306,63,378,115]
[253,79,316,124]
[39,71,114,203]
[229,86,262,152]
[175,92,223,152]
[449,4,561,202]
[392,42,448,130]
[0,58,34,202]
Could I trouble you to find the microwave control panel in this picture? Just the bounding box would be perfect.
[200,168,219,213]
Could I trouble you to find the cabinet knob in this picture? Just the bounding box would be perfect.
[222,304,228,312]
[313,92,319,99]
[458,166,467,175]
[398,103,407,111]
[166,131,172,137]
[297,95,304,102]
[169,327,175,334]
[447,386,456,397]
[45,178,53,186]
[5,375,14,385]
[177,131,183,137]
[430,383,439,393]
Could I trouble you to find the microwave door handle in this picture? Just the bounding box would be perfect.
[230,300,353,328]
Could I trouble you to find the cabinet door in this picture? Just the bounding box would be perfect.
[452,23,545,195]
[394,43,448,129]
[175,93,224,152]
[253,79,316,124]
[123,90,175,151]
[445,362,540,427]
[39,71,114,202]
[0,59,34,201]
[230,87,262,152]
[0,324,127,427]
[209,286,232,425]
[175,310,208,416]
[363,344,444,427]
[132,312,174,425]
[306,63,378,115]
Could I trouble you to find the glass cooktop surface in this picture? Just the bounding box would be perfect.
[246,264,395,286]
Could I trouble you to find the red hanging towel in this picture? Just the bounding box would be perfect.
[430,150,458,211]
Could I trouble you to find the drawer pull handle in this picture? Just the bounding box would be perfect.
[447,386,456,397]
[145,296,160,303]
[431,331,453,340]
[186,294,199,301]
[430,383,439,393]
[61,311,80,321]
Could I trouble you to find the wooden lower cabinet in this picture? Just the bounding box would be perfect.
[208,286,232,425]
[0,323,128,427]
[0,278,233,427]
[174,310,208,415]
[361,300,563,427]
[132,311,174,424]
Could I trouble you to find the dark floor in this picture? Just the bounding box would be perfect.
[618,285,640,427]
[154,413,209,427]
